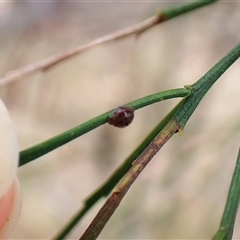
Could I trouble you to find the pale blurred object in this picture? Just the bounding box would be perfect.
[0,98,20,239]
[0,179,21,239]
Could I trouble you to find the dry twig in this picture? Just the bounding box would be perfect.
[0,14,163,87]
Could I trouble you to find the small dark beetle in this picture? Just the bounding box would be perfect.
[108,106,134,128]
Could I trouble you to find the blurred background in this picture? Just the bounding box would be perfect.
[1,1,240,239]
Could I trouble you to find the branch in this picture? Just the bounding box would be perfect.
[19,88,190,167]
[53,98,186,240]
[79,42,240,240]
[80,119,179,240]
[0,0,218,87]
[212,148,240,240]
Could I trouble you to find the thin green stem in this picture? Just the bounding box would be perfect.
[174,42,240,128]
[53,99,186,240]
[162,0,218,20]
[19,88,190,167]
[212,148,240,240]
[55,41,240,239]
[18,0,220,168]
[79,42,240,240]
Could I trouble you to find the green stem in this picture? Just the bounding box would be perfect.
[78,42,240,240]
[174,42,240,128]
[18,0,220,168]
[162,0,218,20]
[212,148,240,240]
[54,41,240,239]
[53,99,186,240]
[18,0,221,168]
[19,88,190,167]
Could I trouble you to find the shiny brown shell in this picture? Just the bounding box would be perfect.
[108,106,134,128]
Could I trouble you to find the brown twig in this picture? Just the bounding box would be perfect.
[0,14,163,87]
[79,119,181,240]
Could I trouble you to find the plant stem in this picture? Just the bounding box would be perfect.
[79,42,240,240]
[174,42,240,128]
[0,0,218,87]
[212,148,240,240]
[80,120,179,240]
[53,99,186,240]
[19,88,190,166]
[162,0,218,20]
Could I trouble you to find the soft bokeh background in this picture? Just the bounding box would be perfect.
[1,1,240,239]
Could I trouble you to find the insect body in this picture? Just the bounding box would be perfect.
[108,106,134,128]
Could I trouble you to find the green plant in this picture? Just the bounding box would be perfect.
[1,1,240,239]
